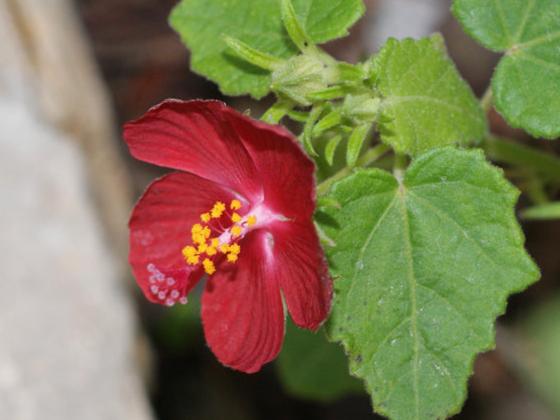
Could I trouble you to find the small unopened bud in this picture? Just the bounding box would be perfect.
[342,94,381,124]
[271,54,335,106]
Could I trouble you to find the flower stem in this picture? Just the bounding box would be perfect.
[316,143,391,196]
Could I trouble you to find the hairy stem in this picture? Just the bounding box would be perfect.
[480,86,493,113]
[316,143,391,196]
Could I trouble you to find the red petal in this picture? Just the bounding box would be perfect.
[124,100,261,200]
[268,220,332,330]
[201,230,285,373]
[129,172,236,304]
[224,111,317,219]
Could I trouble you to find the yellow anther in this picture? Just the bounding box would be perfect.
[210,238,220,248]
[219,244,230,254]
[191,223,203,234]
[182,245,197,259]
[211,201,226,218]
[201,226,211,239]
[231,225,242,237]
[203,258,216,275]
[192,232,205,245]
[247,215,257,226]
[200,212,211,223]
[187,255,200,265]
[227,253,238,263]
[231,213,242,223]
[229,243,241,255]
[206,246,217,256]
[198,242,208,253]
[230,199,242,210]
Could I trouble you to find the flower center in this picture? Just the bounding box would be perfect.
[181,199,257,275]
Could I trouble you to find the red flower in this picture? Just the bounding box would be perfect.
[124,100,332,373]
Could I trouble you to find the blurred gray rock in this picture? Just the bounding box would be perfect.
[364,0,450,52]
[0,0,152,419]
[0,100,153,420]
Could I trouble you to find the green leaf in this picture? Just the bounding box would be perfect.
[453,0,560,139]
[313,110,342,136]
[280,0,313,53]
[157,293,202,352]
[372,36,487,156]
[518,297,560,416]
[346,124,370,167]
[301,105,324,156]
[170,0,365,98]
[482,136,560,183]
[276,320,364,402]
[320,147,539,419]
[261,100,293,124]
[522,201,560,220]
[223,36,282,71]
[325,134,343,166]
[306,85,347,101]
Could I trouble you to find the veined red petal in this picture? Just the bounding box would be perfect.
[124,100,261,200]
[129,172,237,304]
[201,230,285,373]
[223,110,317,219]
[267,220,332,330]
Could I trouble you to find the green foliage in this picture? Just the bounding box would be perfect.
[453,0,560,139]
[276,320,364,402]
[519,297,560,416]
[522,201,560,220]
[170,0,365,98]
[165,1,560,417]
[372,36,487,156]
[319,148,539,420]
[325,135,343,166]
[346,124,370,166]
[483,136,560,183]
[157,293,202,352]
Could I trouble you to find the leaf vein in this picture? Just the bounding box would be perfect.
[398,187,421,420]
[370,316,412,364]
[494,0,513,44]
[346,193,399,311]
[417,283,484,343]
[513,0,537,44]
[408,191,499,270]
[384,96,482,125]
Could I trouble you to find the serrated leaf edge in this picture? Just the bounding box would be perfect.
[325,148,540,419]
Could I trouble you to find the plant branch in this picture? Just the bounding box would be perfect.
[480,86,493,113]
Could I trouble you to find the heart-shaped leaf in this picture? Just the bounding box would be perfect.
[453,0,560,139]
[319,147,539,420]
[170,0,365,98]
[372,36,487,156]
